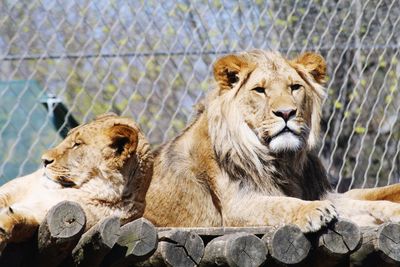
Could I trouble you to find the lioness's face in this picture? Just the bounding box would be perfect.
[213,51,326,153]
[41,114,139,188]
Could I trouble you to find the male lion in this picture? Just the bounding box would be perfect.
[144,50,400,231]
[0,113,153,249]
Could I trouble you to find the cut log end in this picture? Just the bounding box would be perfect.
[227,233,266,267]
[101,217,157,266]
[71,215,120,267]
[37,201,86,267]
[45,201,86,239]
[120,217,158,258]
[202,232,266,267]
[319,219,362,256]
[377,223,400,262]
[99,216,121,248]
[157,230,204,267]
[265,224,311,265]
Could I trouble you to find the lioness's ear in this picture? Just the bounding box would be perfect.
[213,54,253,91]
[291,52,326,84]
[107,124,138,157]
[96,112,118,120]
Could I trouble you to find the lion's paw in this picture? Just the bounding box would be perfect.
[293,200,337,233]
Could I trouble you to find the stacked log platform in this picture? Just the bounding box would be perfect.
[1,201,400,267]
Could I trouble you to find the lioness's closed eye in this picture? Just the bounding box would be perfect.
[0,113,153,250]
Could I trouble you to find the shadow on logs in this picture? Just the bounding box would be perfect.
[36,201,86,267]
[0,238,37,267]
[200,232,266,267]
[351,222,400,267]
[101,217,157,267]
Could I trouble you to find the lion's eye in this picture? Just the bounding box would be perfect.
[72,141,82,149]
[290,84,302,91]
[252,87,265,94]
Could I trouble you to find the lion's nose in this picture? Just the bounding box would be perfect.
[41,156,54,167]
[273,108,297,122]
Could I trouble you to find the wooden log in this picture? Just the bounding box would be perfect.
[376,223,400,263]
[71,215,120,267]
[157,226,271,237]
[36,201,86,267]
[307,219,362,267]
[318,218,362,256]
[351,223,400,266]
[262,224,310,265]
[141,230,204,267]
[101,217,157,267]
[200,232,266,267]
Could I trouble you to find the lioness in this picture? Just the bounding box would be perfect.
[0,113,153,249]
[144,50,400,231]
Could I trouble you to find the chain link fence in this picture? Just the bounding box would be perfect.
[0,0,399,191]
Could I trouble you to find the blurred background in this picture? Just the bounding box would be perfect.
[0,0,399,192]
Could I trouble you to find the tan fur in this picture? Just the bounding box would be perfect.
[327,184,400,227]
[344,184,400,202]
[144,50,337,232]
[144,49,400,230]
[0,114,153,249]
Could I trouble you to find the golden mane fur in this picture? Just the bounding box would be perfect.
[0,114,153,248]
[144,50,336,232]
[145,50,400,231]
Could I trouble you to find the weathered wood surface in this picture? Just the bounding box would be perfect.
[140,230,204,267]
[263,224,310,265]
[101,217,157,267]
[2,200,400,267]
[200,232,266,267]
[157,226,272,237]
[71,215,120,267]
[36,201,86,267]
[318,219,362,256]
[351,223,400,266]
[377,223,400,263]
[305,219,362,267]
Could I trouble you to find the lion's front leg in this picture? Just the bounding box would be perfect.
[225,196,337,233]
[0,205,39,252]
[332,197,400,227]
[0,169,44,209]
[343,184,400,203]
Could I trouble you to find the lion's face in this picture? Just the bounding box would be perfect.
[41,114,140,189]
[212,50,326,153]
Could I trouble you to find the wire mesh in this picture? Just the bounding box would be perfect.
[0,0,399,191]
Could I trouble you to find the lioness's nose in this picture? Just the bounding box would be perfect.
[273,108,297,122]
[41,155,54,167]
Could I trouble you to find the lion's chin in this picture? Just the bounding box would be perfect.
[268,132,302,152]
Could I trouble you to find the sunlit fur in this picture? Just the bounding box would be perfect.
[145,50,400,231]
[0,114,153,249]
[144,50,337,232]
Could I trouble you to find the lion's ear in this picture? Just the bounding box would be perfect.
[107,124,138,157]
[291,52,326,84]
[213,54,253,91]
